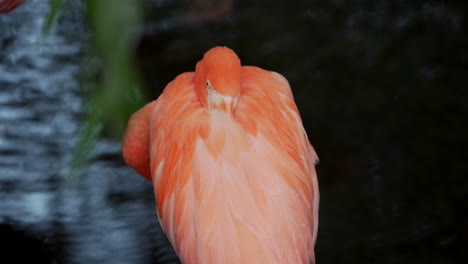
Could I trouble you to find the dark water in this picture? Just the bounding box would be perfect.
[0,1,177,263]
[1,0,467,263]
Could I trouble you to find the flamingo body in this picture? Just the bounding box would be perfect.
[123,47,319,263]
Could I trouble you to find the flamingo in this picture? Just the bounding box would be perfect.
[0,0,25,13]
[122,46,319,263]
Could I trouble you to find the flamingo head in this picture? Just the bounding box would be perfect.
[194,46,241,113]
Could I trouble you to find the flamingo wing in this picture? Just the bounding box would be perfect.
[236,66,319,244]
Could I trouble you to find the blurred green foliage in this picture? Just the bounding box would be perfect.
[42,0,66,35]
[71,0,147,176]
[82,0,146,133]
[43,0,147,179]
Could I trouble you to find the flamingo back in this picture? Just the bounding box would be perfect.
[123,63,319,264]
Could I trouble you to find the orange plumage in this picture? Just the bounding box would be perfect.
[122,46,319,263]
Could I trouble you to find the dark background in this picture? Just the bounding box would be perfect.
[0,0,467,263]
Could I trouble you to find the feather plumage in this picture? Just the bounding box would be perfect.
[122,47,319,263]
